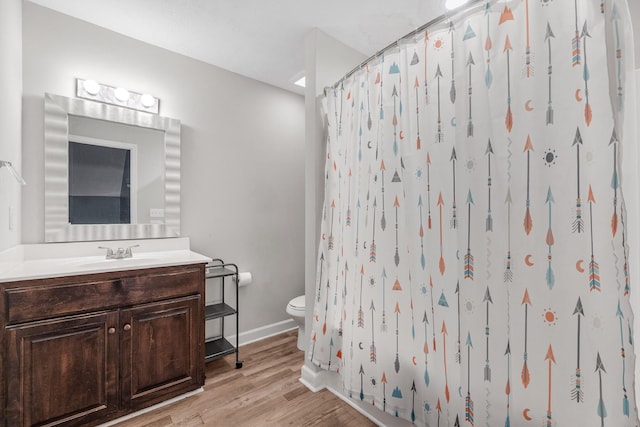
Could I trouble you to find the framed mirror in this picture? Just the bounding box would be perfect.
[44,93,181,242]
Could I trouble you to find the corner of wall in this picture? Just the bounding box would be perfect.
[0,0,22,252]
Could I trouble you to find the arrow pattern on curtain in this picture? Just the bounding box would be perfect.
[310,1,639,426]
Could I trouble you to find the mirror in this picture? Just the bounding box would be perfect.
[44,93,181,242]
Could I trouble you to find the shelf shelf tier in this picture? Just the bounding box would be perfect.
[205,337,236,361]
[205,303,237,320]
[205,266,237,279]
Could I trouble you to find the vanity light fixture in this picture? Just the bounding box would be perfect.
[0,160,26,185]
[76,78,160,114]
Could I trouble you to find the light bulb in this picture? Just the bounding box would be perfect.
[140,94,155,107]
[83,79,100,95]
[114,87,130,102]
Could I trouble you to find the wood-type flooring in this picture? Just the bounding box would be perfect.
[111,331,377,427]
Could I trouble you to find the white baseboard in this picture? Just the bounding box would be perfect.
[299,363,328,392]
[299,369,410,427]
[325,383,411,427]
[98,388,203,427]
[226,319,297,347]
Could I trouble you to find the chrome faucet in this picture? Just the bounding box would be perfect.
[98,245,140,260]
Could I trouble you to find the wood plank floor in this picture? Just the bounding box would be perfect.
[111,331,377,427]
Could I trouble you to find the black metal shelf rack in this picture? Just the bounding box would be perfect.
[204,259,243,369]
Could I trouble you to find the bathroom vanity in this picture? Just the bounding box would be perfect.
[0,84,211,425]
[0,239,210,427]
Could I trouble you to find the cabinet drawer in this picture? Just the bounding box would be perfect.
[4,266,203,325]
[120,268,201,307]
[5,279,122,324]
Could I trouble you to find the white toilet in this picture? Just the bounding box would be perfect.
[286,295,306,351]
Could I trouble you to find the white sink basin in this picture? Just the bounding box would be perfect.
[0,239,211,282]
[66,249,193,271]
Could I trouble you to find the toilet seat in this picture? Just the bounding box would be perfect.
[287,295,305,315]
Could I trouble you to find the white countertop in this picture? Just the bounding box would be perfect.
[0,238,211,282]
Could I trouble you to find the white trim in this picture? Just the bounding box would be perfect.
[324,383,411,427]
[301,370,410,427]
[97,387,203,427]
[226,319,297,347]
[299,364,327,392]
[298,367,412,426]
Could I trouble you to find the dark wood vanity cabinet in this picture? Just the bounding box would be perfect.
[0,264,206,427]
[6,311,119,426]
[121,296,201,411]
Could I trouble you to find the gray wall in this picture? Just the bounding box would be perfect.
[22,2,305,335]
[0,0,22,252]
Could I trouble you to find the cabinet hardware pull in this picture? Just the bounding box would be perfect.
[108,327,116,334]
[123,324,131,331]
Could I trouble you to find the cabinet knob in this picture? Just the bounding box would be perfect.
[108,327,116,334]
[123,324,131,331]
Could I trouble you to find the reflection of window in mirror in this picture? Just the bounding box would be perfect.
[68,135,138,225]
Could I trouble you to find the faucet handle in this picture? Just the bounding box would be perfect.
[98,246,115,258]
[125,245,140,256]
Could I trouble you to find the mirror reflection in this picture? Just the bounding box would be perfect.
[68,115,165,225]
[68,139,132,224]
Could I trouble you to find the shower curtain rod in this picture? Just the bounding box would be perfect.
[328,0,484,91]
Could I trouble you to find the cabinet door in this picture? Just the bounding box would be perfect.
[5,312,119,427]
[120,295,203,410]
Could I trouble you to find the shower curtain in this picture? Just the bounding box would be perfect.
[310,0,640,425]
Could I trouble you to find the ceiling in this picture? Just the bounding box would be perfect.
[26,0,449,96]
